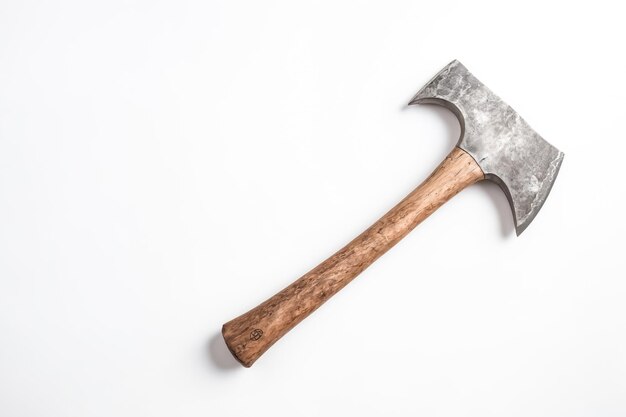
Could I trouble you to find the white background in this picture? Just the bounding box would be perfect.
[1,1,625,416]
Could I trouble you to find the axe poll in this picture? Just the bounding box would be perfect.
[222,60,564,367]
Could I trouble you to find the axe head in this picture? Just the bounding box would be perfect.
[410,60,564,235]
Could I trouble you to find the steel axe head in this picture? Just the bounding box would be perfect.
[410,60,564,235]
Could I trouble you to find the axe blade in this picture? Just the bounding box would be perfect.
[410,60,564,235]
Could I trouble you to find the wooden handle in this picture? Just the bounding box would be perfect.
[222,147,484,367]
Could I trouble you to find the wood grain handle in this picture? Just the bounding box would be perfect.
[222,147,484,367]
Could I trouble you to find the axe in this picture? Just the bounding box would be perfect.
[222,60,564,367]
